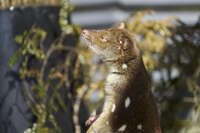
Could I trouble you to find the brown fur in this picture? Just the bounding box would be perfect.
[82,24,161,133]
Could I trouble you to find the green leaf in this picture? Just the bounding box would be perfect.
[9,49,22,67]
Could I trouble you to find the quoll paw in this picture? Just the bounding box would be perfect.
[85,114,100,126]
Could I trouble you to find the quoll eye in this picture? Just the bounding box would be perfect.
[100,36,107,42]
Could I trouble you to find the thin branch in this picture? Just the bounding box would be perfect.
[72,85,88,133]
[23,81,43,114]
[40,39,77,81]
[40,44,56,81]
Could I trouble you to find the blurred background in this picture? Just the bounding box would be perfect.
[0,0,200,133]
[71,0,200,28]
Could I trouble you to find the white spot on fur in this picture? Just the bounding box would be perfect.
[111,104,116,112]
[122,64,127,69]
[137,124,142,130]
[9,6,14,11]
[118,124,127,131]
[125,97,131,108]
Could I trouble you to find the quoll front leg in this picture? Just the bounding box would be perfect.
[86,112,112,133]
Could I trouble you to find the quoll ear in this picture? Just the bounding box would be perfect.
[117,22,126,29]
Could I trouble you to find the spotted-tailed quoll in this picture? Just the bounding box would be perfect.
[81,23,161,133]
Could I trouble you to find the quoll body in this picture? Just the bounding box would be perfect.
[81,23,161,133]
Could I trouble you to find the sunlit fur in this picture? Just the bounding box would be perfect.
[82,26,161,133]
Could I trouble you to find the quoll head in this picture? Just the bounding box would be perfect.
[81,23,140,63]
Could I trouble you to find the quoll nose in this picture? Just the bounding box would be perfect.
[82,29,91,40]
[82,29,89,36]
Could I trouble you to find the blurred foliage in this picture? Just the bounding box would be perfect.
[9,26,46,67]
[11,25,71,133]
[9,0,87,133]
[8,0,200,133]
[0,0,60,8]
[59,0,74,34]
[124,10,177,70]
[124,11,200,133]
